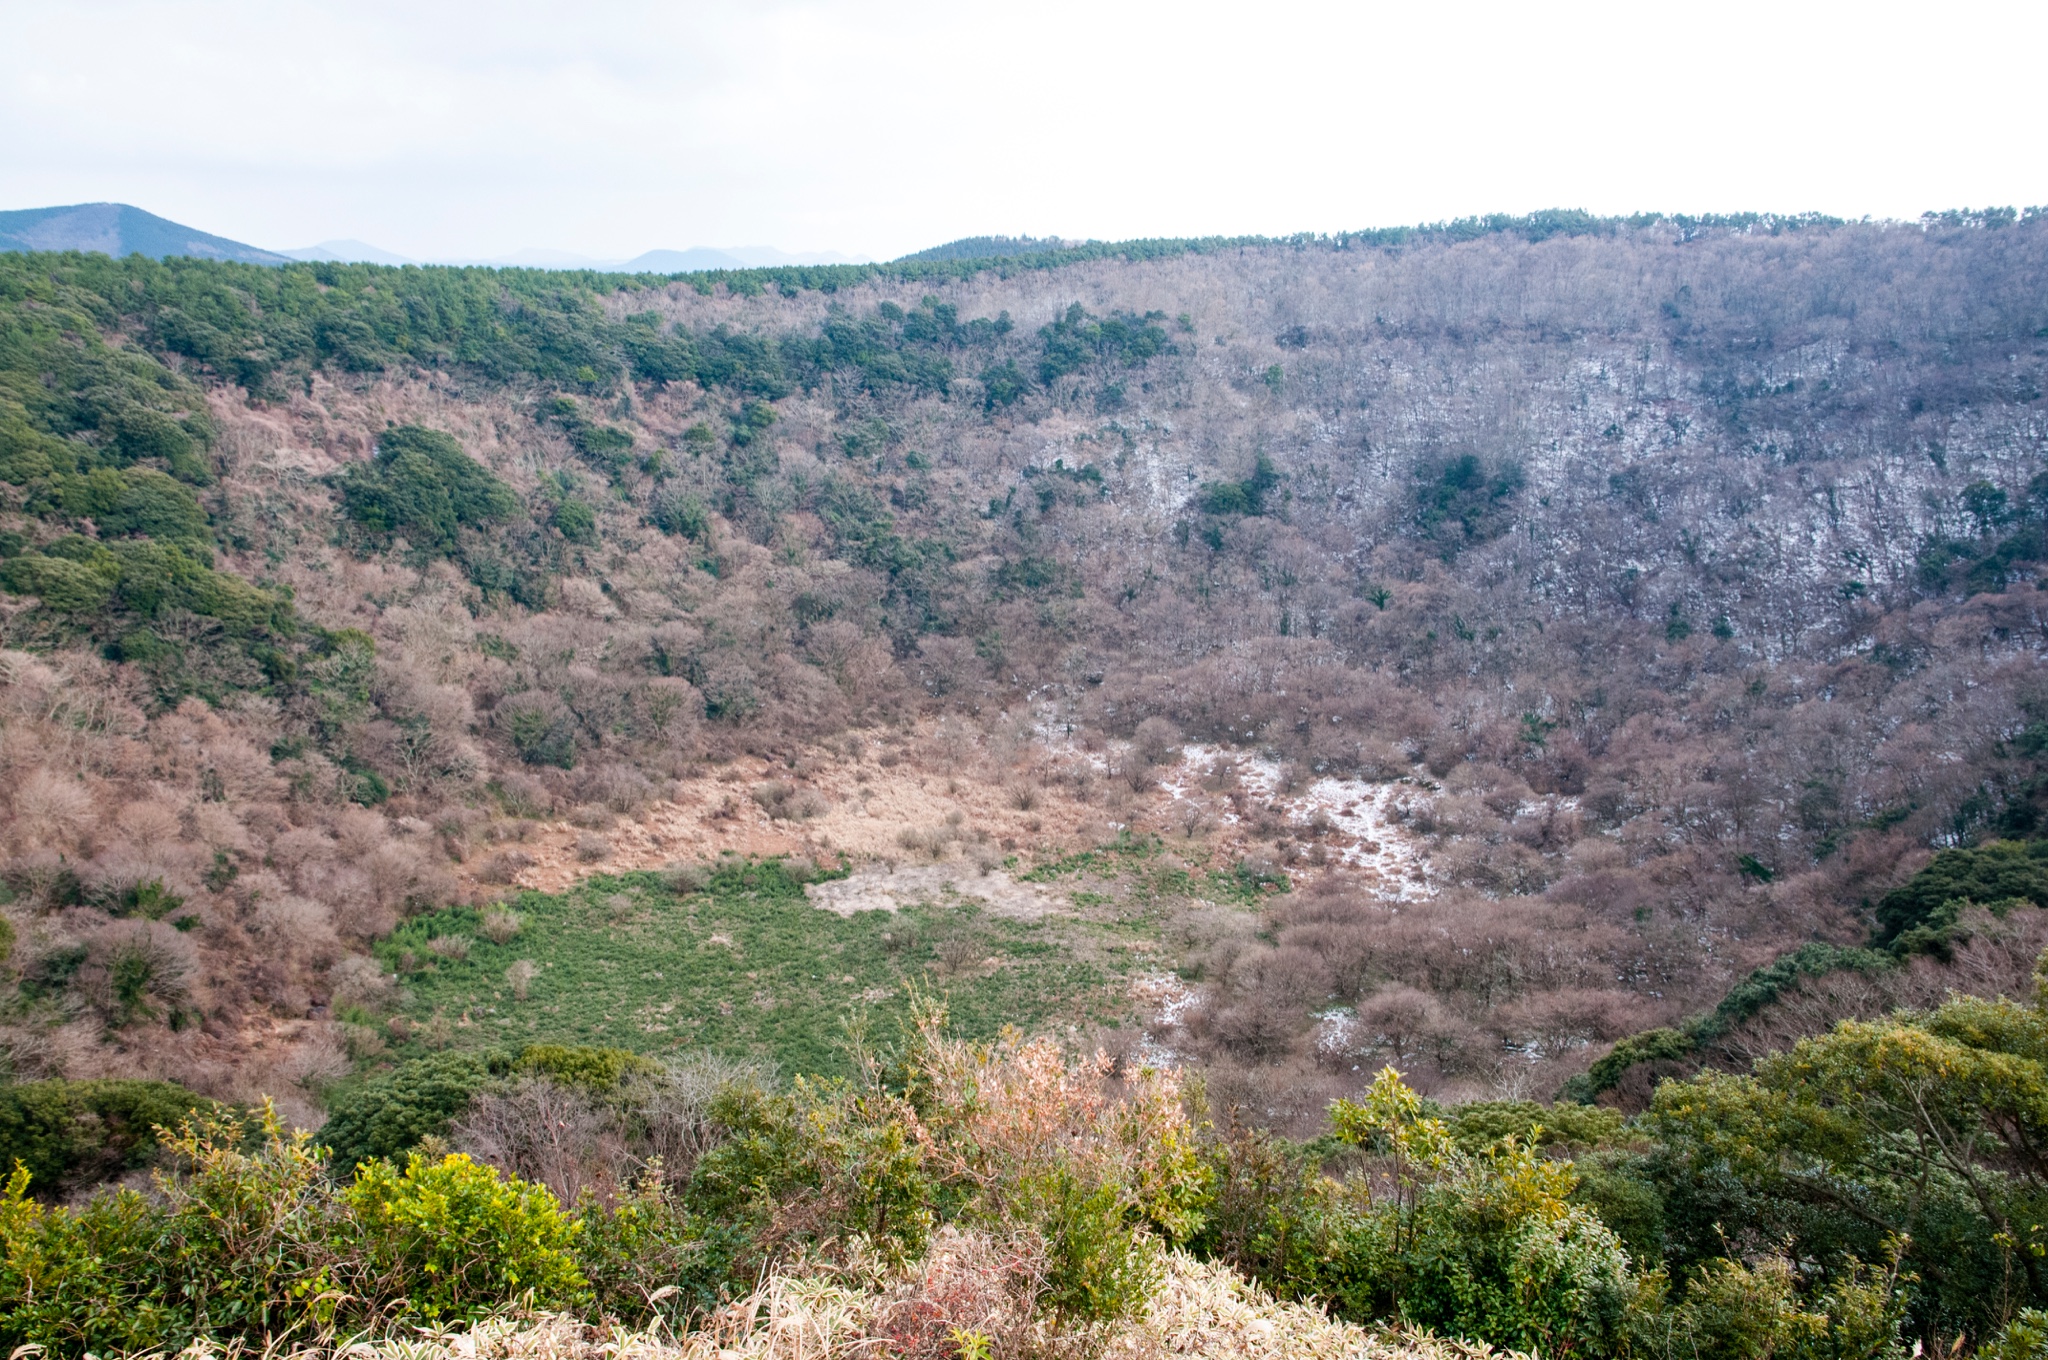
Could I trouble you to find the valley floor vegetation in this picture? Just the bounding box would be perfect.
[368,859,1138,1076]
[2,214,2048,1353]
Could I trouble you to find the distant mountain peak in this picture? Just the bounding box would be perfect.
[0,204,878,273]
[0,202,289,264]
[623,247,750,273]
[282,239,416,266]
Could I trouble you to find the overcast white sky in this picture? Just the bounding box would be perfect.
[2,0,2043,261]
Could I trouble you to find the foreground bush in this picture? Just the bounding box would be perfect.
[0,1011,1214,1352]
[0,1109,344,1353]
[1634,1253,1911,1360]
[0,1107,591,1352]
[346,1150,587,1321]
[688,997,1208,1335]
[1298,1069,1634,1357]
[0,1007,1941,1357]
[0,1077,221,1198]
[1638,967,2048,1342]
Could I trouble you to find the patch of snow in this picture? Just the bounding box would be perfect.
[1157,744,1437,899]
[1311,1009,1361,1065]
[1023,703,1438,898]
[1131,972,1200,1068]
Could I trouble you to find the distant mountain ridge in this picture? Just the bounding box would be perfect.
[0,202,874,272]
[1,201,1032,272]
[624,247,749,272]
[895,235,1073,262]
[619,245,868,271]
[282,239,418,266]
[0,202,289,264]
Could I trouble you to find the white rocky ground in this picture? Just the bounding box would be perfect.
[1156,744,1437,898]
[803,863,1058,918]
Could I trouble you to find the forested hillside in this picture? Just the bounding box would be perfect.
[3,211,2048,1354]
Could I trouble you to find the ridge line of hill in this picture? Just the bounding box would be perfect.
[11,203,2046,291]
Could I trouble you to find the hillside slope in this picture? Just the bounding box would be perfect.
[1,212,2045,1119]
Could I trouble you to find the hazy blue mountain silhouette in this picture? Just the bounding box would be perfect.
[282,239,417,265]
[0,203,869,271]
[622,247,751,272]
[0,203,289,264]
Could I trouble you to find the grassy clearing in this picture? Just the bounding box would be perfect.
[374,858,1144,1076]
[1019,831,1286,906]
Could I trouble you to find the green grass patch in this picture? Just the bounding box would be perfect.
[377,859,1117,1077]
[1021,832,1280,906]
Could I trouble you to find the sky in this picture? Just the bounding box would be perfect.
[2,0,2044,262]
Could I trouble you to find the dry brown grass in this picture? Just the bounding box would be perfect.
[136,1249,1508,1360]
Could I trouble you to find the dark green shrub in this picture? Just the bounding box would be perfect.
[42,468,207,543]
[1197,456,1282,517]
[0,1166,187,1354]
[1873,839,2048,944]
[318,1044,653,1175]
[83,923,200,1027]
[111,878,187,921]
[0,552,116,611]
[620,323,700,387]
[1985,1309,2048,1360]
[1306,1070,1635,1355]
[0,1112,341,1352]
[1567,1153,1666,1264]
[1037,304,1171,384]
[110,539,283,635]
[176,555,284,634]
[107,406,210,483]
[1392,1173,1632,1356]
[339,426,516,554]
[0,411,64,485]
[86,467,210,541]
[980,360,1028,409]
[649,485,709,540]
[0,1108,608,1351]
[1231,856,1289,896]
[1633,1254,1909,1360]
[688,1077,936,1269]
[572,423,634,471]
[103,537,205,614]
[315,313,392,371]
[1564,940,1904,1104]
[1639,989,2048,1343]
[1187,1121,1325,1289]
[17,945,87,1002]
[552,498,597,543]
[575,1173,739,1327]
[318,1051,512,1172]
[1415,453,1526,550]
[0,1080,219,1197]
[0,533,284,642]
[1559,1026,1697,1104]
[498,690,579,768]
